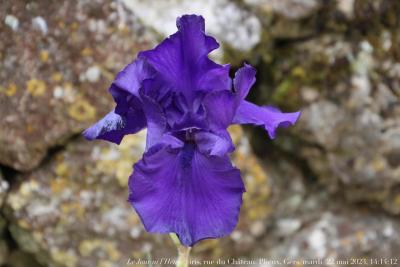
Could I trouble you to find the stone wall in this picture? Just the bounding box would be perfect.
[0,0,399,266]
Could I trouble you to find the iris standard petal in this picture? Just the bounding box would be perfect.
[233,63,257,101]
[128,143,245,246]
[139,90,167,151]
[233,101,301,139]
[111,58,155,98]
[139,15,231,100]
[203,90,236,131]
[109,58,155,116]
[83,109,146,144]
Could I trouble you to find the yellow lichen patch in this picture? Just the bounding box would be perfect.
[60,202,85,219]
[70,22,79,31]
[68,98,96,121]
[127,213,141,225]
[40,50,49,62]
[247,205,271,220]
[27,79,46,96]
[0,83,17,96]
[98,261,113,267]
[118,24,130,35]
[95,132,146,186]
[58,21,66,29]
[20,180,40,196]
[228,125,243,145]
[55,162,69,177]
[28,126,38,136]
[51,72,63,82]
[17,219,30,229]
[229,124,272,223]
[105,242,121,261]
[116,161,132,186]
[8,194,27,211]
[50,178,68,194]
[192,238,219,253]
[292,66,306,79]
[51,249,78,267]
[81,47,93,57]
[393,194,400,207]
[32,231,44,243]
[355,230,365,243]
[79,240,121,261]
[6,83,17,96]
[372,157,386,172]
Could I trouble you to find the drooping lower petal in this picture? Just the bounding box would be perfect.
[233,101,301,139]
[83,109,146,144]
[128,144,245,246]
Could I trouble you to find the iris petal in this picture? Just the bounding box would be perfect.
[203,90,236,131]
[128,144,245,246]
[233,63,257,101]
[139,15,231,100]
[233,101,301,139]
[83,109,146,144]
[194,131,234,156]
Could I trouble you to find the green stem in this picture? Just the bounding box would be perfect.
[170,233,191,267]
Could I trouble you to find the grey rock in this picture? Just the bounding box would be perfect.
[0,0,156,171]
[121,0,262,53]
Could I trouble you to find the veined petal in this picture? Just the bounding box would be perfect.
[139,15,230,100]
[111,58,155,98]
[139,90,167,151]
[233,101,301,139]
[83,109,146,144]
[109,58,155,115]
[129,144,245,246]
[233,63,257,101]
[203,90,236,131]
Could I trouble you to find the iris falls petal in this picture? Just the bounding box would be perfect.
[128,144,245,246]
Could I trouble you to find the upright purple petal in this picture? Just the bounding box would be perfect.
[139,90,167,151]
[111,58,155,98]
[233,63,257,101]
[129,144,245,246]
[83,109,146,144]
[109,58,155,115]
[233,101,301,139]
[203,90,236,131]
[139,15,231,100]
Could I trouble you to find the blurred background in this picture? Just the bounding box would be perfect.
[0,0,400,266]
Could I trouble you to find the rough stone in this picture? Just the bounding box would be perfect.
[0,0,156,171]
[248,0,400,215]
[253,200,400,266]
[121,0,262,53]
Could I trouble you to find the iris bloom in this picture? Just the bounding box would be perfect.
[84,15,300,246]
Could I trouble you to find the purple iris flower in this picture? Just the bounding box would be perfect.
[83,15,300,246]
